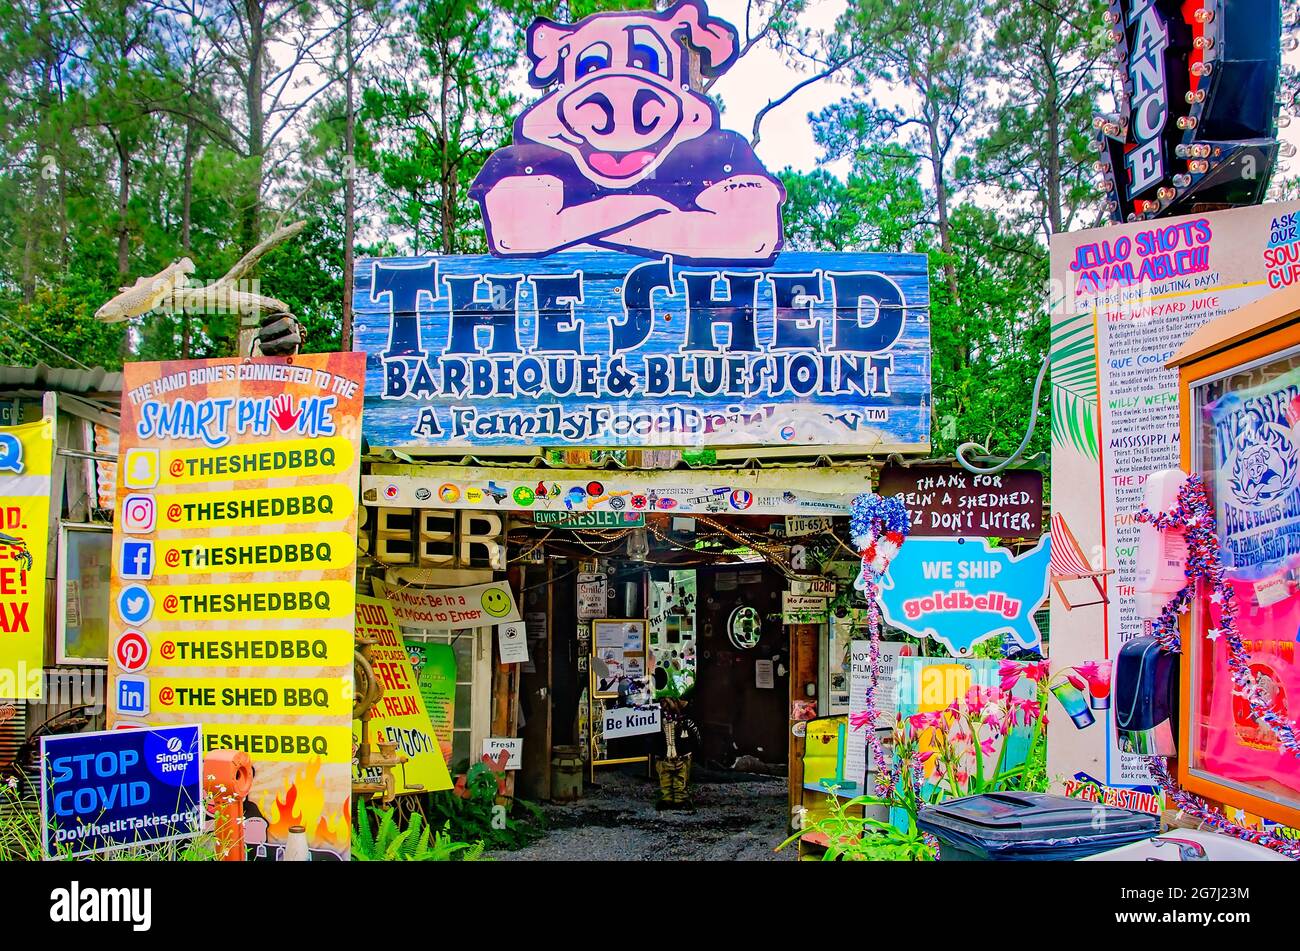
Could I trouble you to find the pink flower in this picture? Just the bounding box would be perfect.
[999,660,1023,692]
[980,737,997,757]
[965,685,1004,710]
[1023,661,1050,683]
[849,710,872,731]
[908,710,946,733]
[1015,697,1041,726]
[917,750,935,765]
[955,769,969,785]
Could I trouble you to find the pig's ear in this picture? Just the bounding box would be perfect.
[669,0,739,77]
[526,18,573,87]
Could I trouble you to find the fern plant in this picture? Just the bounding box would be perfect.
[352,798,483,861]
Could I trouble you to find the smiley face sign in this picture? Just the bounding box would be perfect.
[481,587,515,618]
[372,578,522,630]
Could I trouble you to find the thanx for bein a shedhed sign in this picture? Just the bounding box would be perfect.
[353,0,930,453]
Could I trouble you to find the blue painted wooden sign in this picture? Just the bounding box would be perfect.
[352,250,931,451]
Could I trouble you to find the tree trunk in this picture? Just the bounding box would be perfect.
[115,136,131,281]
[21,48,56,302]
[926,111,959,306]
[242,0,266,254]
[181,119,195,358]
[1042,26,1062,238]
[439,39,453,255]
[341,0,356,349]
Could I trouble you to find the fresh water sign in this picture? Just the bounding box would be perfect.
[877,537,1051,656]
[40,724,202,859]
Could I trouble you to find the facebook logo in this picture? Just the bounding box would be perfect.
[120,539,154,580]
[115,675,150,716]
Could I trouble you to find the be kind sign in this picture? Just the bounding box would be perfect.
[878,538,1051,656]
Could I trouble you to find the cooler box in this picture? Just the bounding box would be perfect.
[917,792,1159,861]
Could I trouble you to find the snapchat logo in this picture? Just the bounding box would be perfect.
[123,448,160,489]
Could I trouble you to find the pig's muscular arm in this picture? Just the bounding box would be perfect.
[482,174,673,255]
[600,175,783,262]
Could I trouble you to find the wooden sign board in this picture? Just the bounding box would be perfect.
[878,465,1043,538]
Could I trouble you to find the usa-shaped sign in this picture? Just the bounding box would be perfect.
[40,724,202,859]
[877,537,1052,656]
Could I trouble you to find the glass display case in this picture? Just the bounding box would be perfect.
[1174,299,1300,828]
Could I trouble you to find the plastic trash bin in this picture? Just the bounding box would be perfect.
[917,792,1160,861]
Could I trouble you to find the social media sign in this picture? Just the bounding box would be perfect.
[114,630,151,673]
[122,448,160,488]
[121,495,156,533]
[117,584,154,626]
[115,674,150,716]
[119,539,154,580]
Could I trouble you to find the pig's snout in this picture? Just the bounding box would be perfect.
[560,75,682,166]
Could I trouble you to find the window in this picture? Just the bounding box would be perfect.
[57,524,112,665]
[404,626,491,775]
[1189,343,1300,812]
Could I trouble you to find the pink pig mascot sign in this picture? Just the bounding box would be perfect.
[469,0,785,265]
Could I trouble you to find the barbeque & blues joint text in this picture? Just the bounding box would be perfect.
[370,257,912,439]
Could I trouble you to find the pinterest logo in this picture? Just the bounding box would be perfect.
[114,630,151,673]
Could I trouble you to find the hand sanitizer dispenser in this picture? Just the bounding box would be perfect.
[1134,469,1190,619]
[1114,636,1179,756]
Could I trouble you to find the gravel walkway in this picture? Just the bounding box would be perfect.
[494,766,796,861]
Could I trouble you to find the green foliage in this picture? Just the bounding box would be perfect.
[425,762,546,851]
[352,797,483,861]
[0,784,217,861]
[777,791,937,862]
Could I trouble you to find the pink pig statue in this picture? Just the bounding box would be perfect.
[469,0,785,265]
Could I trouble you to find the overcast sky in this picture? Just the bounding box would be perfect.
[706,0,850,175]
[704,0,1300,183]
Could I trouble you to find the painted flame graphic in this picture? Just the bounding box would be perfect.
[259,757,351,855]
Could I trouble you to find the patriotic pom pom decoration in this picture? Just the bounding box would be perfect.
[850,493,911,587]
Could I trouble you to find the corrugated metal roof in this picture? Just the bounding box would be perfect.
[0,363,123,395]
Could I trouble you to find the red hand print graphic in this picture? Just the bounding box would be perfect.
[270,393,301,433]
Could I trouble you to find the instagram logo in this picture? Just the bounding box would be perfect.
[121,494,156,533]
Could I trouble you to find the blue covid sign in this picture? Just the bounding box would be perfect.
[40,724,202,858]
[352,250,930,451]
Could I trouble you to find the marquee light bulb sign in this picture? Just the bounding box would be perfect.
[1096,0,1284,223]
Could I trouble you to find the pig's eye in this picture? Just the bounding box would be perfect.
[576,43,610,77]
[629,28,670,78]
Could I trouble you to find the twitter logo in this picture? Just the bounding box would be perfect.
[118,584,154,625]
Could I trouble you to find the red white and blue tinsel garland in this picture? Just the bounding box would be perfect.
[1135,473,1300,858]
[849,492,911,798]
[1135,474,1300,758]
[1144,757,1300,859]
[851,493,910,586]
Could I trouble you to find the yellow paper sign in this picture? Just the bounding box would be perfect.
[0,419,53,699]
[353,595,453,796]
